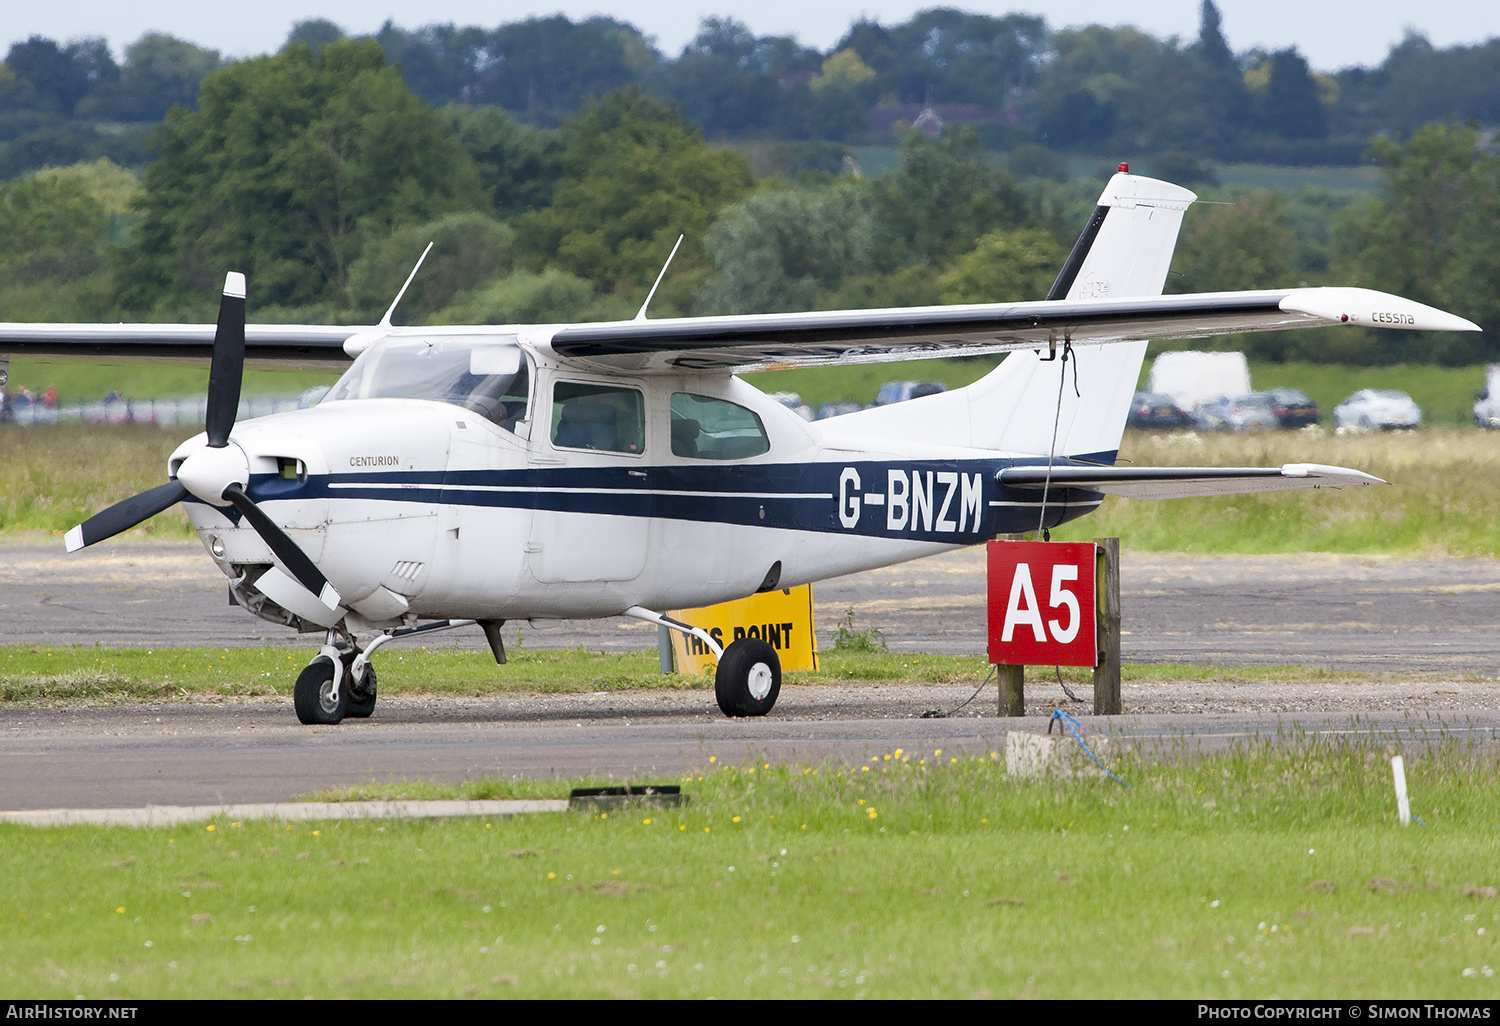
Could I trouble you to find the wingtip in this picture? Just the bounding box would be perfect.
[64,525,85,552]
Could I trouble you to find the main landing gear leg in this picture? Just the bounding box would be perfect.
[292,619,477,726]
[622,606,782,718]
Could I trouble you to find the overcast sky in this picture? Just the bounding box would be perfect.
[7,1,1499,72]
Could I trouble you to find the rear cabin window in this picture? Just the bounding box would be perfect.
[551,382,646,454]
[670,393,770,460]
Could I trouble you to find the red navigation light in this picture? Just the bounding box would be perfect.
[1118,162,1130,173]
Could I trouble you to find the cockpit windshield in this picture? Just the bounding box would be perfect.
[323,337,530,431]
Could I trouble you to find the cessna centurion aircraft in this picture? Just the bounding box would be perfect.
[1,170,1479,724]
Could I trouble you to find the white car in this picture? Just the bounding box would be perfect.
[1333,389,1421,430]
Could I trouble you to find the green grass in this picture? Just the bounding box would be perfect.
[4,740,1499,998]
[0,645,1389,706]
[0,424,196,537]
[4,356,341,404]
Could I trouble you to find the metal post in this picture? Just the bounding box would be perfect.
[657,623,674,674]
[998,664,1025,717]
[1093,537,1121,715]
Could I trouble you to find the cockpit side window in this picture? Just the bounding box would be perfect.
[323,339,530,432]
[670,393,770,460]
[551,381,646,454]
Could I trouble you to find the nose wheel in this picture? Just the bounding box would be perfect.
[293,656,346,725]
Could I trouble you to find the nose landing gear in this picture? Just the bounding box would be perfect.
[291,618,477,725]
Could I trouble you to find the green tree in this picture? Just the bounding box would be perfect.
[436,267,602,325]
[0,171,108,281]
[1168,191,1295,294]
[441,104,563,218]
[114,33,222,120]
[516,87,754,306]
[346,212,515,321]
[872,128,1029,269]
[936,228,1068,304]
[1334,122,1500,364]
[697,182,874,314]
[114,39,487,314]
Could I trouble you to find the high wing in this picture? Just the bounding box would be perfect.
[0,323,354,362]
[0,285,1477,373]
[997,463,1384,500]
[544,287,1478,373]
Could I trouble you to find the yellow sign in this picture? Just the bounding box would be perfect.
[668,585,819,674]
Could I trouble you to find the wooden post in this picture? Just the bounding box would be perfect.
[998,664,1025,717]
[1093,537,1121,715]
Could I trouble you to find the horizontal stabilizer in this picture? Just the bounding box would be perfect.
[997,463,1385,500]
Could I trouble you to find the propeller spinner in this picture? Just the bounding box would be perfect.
[64,273,341,610]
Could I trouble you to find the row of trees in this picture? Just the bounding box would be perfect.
[7,4,1500,180]
[0,37,1496,365]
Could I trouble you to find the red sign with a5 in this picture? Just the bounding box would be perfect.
[987,540,1098,667]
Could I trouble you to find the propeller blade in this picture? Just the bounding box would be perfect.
[205,271,246,448]
[65,480,189,552]
[220,483,341,609]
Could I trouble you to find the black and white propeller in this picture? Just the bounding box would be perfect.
[65,272,341,609]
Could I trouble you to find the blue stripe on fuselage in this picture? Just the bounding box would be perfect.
[244,457,1106,541]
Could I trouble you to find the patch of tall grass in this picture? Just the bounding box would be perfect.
[0,424,194,538]
[1054,427,1500,556]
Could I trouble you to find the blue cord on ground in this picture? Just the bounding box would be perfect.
[1047,708,1131,787]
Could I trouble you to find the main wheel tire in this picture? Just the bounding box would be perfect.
[293,657,346,725]
[341,652,377,719]
[714,638,781,717]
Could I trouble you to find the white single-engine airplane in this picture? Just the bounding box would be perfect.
[2,171,1479,724]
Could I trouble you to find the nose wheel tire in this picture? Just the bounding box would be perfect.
[293,657,346,725]
[714,638,781,717]
[341,651,377,719]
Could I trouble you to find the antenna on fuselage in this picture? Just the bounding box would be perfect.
[379,242,435,329]
[635,234,684,321]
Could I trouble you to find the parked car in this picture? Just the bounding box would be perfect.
[814,401,864,420]
[1194,392,1279,432]
[767,391,812,420]
[1264,387,1319,428]
[872,380,946,406]
[1474,366,1500,427]
[1126,390,1193,429]
[1334,389,1421,430]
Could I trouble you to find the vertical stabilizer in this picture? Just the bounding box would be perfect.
[818,172,1196,461]
[975,171,1197,460]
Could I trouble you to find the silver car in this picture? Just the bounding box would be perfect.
[1333,389,1421,430]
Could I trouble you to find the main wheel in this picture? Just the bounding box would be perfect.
[293,657,346,725]
[714,638,781,717]
[342,652,377,719]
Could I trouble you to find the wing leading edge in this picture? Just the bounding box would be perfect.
[545,287,1479,374]
[998,463,1385,500]
[0,323,355,362]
